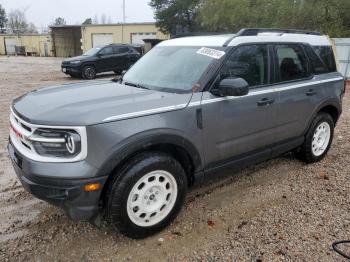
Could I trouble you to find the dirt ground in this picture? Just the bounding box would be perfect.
[0,56,349,261]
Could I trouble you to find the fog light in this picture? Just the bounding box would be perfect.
[84,183,101,192]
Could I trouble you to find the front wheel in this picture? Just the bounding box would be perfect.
[107,152,187,238]
[82,65,96,80]
[297,112,334,163]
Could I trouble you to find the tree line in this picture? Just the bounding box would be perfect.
[150,0,350,37]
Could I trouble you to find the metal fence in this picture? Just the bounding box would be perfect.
[332,38,350,79]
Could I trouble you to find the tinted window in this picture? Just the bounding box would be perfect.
[220,45,269,87]
[313,46,337,73]
[99,47,113,55]
[276,45,309,82]
[303,45,327,74]
[114,46,129,54]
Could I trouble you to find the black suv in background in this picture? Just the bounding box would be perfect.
[61,44,141,79]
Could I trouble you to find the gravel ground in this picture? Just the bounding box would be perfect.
[0,56,349,261]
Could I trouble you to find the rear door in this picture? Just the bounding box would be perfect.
[201,44,279,168]
[272,43,322,142]
[112,46,130,70]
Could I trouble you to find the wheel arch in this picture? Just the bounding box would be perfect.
[304,99,342,135]
[98,132,203,209]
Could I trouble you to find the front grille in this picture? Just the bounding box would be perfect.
[10,110,36,155]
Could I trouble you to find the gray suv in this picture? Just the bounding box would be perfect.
[8,29,345,238]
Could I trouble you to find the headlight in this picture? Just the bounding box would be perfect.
[70,60,81,64]
[30,129,81,158]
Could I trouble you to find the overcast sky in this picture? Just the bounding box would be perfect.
[1,0,155,29]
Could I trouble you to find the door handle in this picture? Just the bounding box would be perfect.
[306,89,317,96]
[257,98,275,106]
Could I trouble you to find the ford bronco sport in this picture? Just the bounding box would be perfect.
[8,29,345,238]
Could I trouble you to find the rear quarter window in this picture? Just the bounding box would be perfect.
[303,45,328,74]
[312,46,337,73]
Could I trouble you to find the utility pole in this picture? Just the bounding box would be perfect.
[121,0,126,43]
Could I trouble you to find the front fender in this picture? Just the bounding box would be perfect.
[95,128,203,178]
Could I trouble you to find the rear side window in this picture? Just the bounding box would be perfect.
[275,45,309,82]
[114,47,129,54]
[303,45,327,74]
[220,44,269,87]
[313,46,337,73]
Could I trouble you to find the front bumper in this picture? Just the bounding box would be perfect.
[61,64,81,75]
[7,141,107,222]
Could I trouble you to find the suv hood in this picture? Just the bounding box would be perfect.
[62,55,88,63]
[13,80,193,126]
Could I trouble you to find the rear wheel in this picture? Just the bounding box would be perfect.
[297,112,334,163]
[82,66,96,80]
[107,152,187,238]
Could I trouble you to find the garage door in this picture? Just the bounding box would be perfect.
[92,34,113,47]
[5,38,16,55]
[131,33,157,45]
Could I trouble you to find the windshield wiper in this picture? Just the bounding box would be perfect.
[124,81,150,90]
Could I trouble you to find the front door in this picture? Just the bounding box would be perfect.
[97,46,115,71]
[201,44,279,169]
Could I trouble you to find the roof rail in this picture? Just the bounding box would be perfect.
[237,28,321,36]
[172,32,232,39]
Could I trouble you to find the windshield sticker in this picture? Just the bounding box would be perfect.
[197,47,225,59]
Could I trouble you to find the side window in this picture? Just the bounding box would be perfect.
[99,47,113,55]
[219,45,269,87]
[303,45,327,74]
[113,47,129,54]
[275,45,309,82]
[313,46,337,73]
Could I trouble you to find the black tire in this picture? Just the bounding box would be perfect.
[106,152,187,239]
[82,65,96,80]
[297,112,334,163]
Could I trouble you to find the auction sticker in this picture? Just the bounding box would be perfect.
[197,47,225,59]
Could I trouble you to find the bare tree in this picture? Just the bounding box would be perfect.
[93,14,99,24]
[107,16,113,24]
[7,9,28,33]
[101,14,107,24]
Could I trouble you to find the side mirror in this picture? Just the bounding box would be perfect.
[216,78,249,97]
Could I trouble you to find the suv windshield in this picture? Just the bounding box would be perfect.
[83,47,102,56]
[123,46,224,93]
